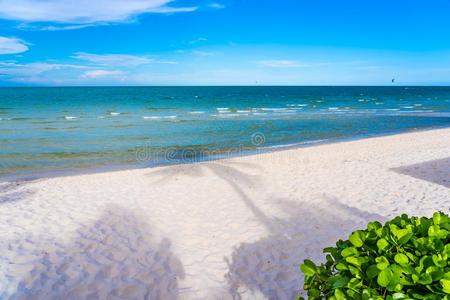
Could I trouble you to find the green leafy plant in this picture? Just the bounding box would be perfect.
[300,212,450,300]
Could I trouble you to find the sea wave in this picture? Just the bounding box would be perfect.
[188,111,205,114]
[143,116,177,120]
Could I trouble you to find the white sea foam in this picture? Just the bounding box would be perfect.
[328,107,339,110]
[143,116,177,120]
[401,106,414,109]
[188,111,205,114]
[65,116,79,120]
[261,108,292,111]
[263,139,329,149]
[237,110,251,113]
[110,112,120,116]
[217,113,243,118]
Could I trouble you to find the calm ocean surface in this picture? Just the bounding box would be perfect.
[1,86,450,177]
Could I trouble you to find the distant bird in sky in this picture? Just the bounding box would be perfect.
[392,78,395,83]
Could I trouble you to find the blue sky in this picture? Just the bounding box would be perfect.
[1,0,450,86]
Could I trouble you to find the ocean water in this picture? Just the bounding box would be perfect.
[1,86,450,178]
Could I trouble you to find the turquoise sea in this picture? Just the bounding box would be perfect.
[1,86,450,178]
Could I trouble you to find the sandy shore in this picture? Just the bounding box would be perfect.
[1,128,450,299]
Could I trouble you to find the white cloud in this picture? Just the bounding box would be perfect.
[256,60,304,68]
[192,50,219,57]
[208,3,225,9]
[73,52,177,66]
[17,23,97,31]
[0,0,197,25]
[0,36,29,54]
[81,69,124,79]
[0,61,90,83]
[0,61,86,75]
[188,37,208,45]
[73,52,152,66]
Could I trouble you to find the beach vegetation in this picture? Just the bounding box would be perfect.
[300,212,450,299]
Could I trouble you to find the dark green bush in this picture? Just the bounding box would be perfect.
[300,212,450,300]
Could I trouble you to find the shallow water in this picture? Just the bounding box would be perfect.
[1,86,450,176]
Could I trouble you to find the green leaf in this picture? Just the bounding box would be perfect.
[336,261,348,271]
[334,289,347,300]
[394,253,409,265]
[300,259,317,277]
[429,225,449,239]
[397,228,413,244]
[377,238,389,251]
[418,273,432,285]
[441,279,450,294]
[426,266,444,281]
[433,212,443,225]
[432,254,447,268]
[378,268,393,287]
[392,293,407,299]
[346,256,362,267]
[376,256,390,270]
[328,275,349,289]
[349,230,365,247]
[367,264,380,279]
[341,247,358,257]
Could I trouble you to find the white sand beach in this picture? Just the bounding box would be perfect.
[1,128,449,300]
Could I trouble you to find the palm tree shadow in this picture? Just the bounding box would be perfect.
[147,160,262,188]
[391,157,450,188]
[5,205,185,300]
[146,161,385,299]
[225,196,386,300]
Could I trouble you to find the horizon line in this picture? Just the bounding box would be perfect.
[1,84,450,88]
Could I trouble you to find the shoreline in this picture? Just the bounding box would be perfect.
[1,124,449,183]
[1,127,450,299]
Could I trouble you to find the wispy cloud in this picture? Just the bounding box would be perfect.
[0,36,29,54]
[0,0,197,29]
[17,23,97,31]
[208,3,226,9]
[81,69,124,79]
[72,52,177,66]
[188,37,208,45]
[0,50,180,84]
[192,50,219,57]
[256,59,305,68]
[0,61,89,83]
[0,61,88,75]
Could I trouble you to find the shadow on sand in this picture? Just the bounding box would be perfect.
[392,157,450,188]
[0,181,36,203]
[6,205,185,300]
[224,195,385,300]
[147,161,385,299]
